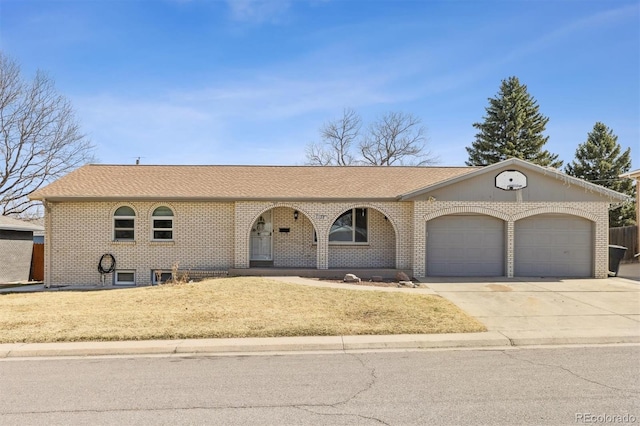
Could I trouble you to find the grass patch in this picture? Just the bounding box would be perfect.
[0,277,485,343]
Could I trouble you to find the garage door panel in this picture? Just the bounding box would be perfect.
[427,215,504,277]
[515,215,592,277]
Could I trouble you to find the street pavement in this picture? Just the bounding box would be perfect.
[1,268,638,358]
[3,346,638,425]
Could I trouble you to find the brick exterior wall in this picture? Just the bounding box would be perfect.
[272,207,316,268]
[234,201,413,271]
[328,209,395,268]
[42,198,611,286]
[44,201,235,286]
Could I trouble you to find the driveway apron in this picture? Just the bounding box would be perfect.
[426,278,640,336]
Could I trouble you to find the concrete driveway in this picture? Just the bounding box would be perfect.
[425,276,640,344]
[617,262,639,282]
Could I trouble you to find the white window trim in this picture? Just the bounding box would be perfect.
[114,270,136,286]
[151,207,174,241]
[113,208,135,242]
[314,208,369,245]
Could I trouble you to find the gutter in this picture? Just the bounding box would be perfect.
[27,196,404,203]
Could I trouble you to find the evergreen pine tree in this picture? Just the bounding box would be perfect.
[566,122,635,227]
[466,76,562,168]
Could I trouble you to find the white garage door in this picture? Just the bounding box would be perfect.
[426,215,505,276]
[515,214,593,277]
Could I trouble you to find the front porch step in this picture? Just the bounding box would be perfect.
[250,260,275,268]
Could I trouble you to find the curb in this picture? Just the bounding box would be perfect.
[500,330,640,346]
[2,331,638,358]
[0,332,509,358]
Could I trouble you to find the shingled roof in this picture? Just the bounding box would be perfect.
[0,215,45,232]
[29,164,477,201]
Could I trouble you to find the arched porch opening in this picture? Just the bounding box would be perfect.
[248,206,317,269]
[326,206,397,269]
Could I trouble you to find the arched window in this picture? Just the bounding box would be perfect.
[152,206,174,240]
[329,208,368,243]
[114,206,135,241]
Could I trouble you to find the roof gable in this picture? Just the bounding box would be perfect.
[400,158,629,202]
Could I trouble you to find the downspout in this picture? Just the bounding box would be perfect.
[43,199,52,288]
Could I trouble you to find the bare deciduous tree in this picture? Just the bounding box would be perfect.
[305,108,361,166]
[0,52,95,216]
[305,109,437,166]
[360,111,435,166]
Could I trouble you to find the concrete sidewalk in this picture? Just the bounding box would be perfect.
[1,275,638,358]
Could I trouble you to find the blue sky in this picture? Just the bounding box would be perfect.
[1,0,638,168]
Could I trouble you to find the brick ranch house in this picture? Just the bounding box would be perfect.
[29,158,628,287]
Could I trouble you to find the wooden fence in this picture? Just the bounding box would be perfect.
[609,225,638,262]
[30,243,44,281]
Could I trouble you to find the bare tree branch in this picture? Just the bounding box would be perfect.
[359,111,437,166]
[305,108,361,166]
[305,109,438,166]
[0,52,95,216]
[305,142,334,166]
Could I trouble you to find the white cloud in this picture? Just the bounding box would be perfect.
[174,75,394,120]
[498,3,639,67]
[72,94,227,164]
[69,2,639,166]
[225,0,292,23]
[70,56,406,165]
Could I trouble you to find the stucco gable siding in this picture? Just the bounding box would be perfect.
[402,158,628,202]
[410,164,615,203]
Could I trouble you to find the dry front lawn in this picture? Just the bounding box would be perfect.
[0,277,485,343]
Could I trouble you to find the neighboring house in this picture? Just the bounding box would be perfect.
[29,158,628,287]
[620,169,640,256]
[26,217,46,244]
[23,217,46,281]
[0,216,45,283]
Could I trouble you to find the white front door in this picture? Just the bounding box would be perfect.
[250,211,273,261]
